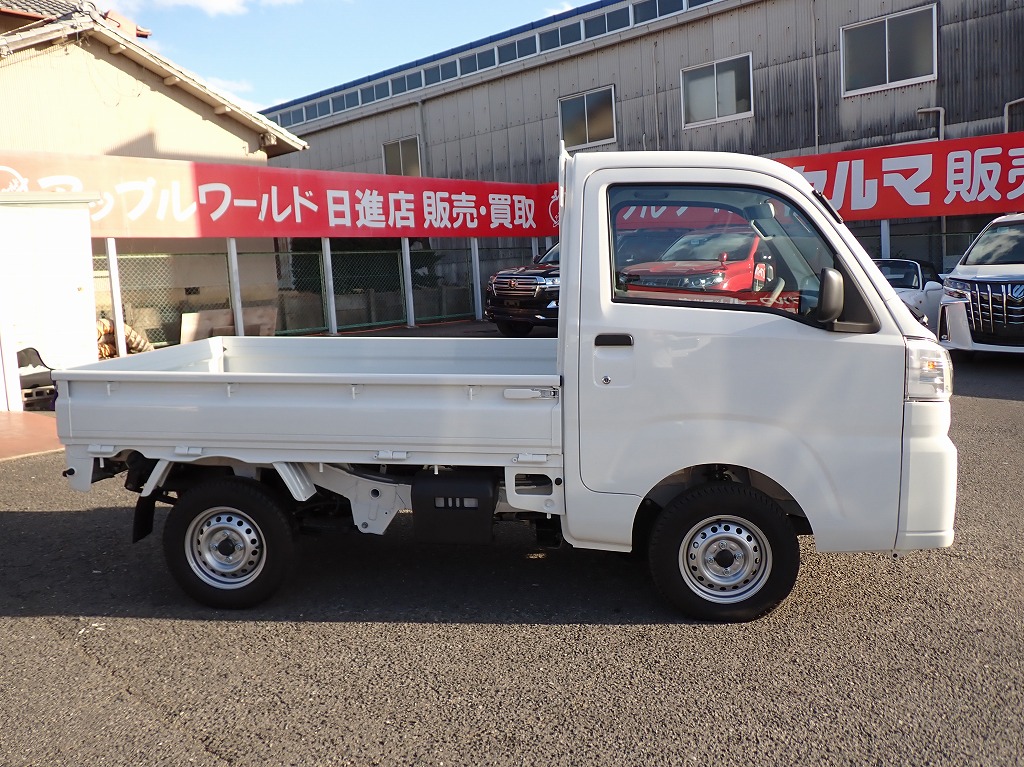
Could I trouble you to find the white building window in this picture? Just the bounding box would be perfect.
[681,54,753,127]
[383,137,421,176]
[842,5,937,95]
[559,86,616,150]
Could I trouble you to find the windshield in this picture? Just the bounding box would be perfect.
[615,230,684,265]
[875,260,921,289]
[539,244,559,265]
[659,230,756,262]
[963,223,1024,266]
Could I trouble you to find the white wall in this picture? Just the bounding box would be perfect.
[0,195,98,411]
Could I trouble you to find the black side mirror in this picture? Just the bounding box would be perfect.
[817,267,844,324]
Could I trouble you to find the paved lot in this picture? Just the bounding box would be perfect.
[1,342,1022,767]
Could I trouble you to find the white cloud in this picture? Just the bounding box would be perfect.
[202,76,270,112]
[205,75,253,95]
[544,2,580,14]
[137,35,164,54]
[117,0,303,16]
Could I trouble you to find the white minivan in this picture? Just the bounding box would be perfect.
[939,212,1024,354]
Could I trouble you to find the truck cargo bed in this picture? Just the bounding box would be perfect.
[54,336,562,472]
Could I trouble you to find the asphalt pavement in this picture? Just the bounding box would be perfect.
[0,340,1022,767]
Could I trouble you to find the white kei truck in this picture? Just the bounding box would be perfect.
[53,151,958,622]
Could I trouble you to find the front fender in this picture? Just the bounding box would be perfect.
[566,418,899,553]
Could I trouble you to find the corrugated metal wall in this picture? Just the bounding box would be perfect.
[279,0,1024,181]
[938,0,1024,136]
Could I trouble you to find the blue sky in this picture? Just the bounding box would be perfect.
[117,0,586,113]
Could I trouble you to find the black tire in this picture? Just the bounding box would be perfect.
[163,477,294,609]
[648,483,799,622]
[495,321,533,337]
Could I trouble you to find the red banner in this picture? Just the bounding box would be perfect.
[615,205,744,229]
[3,133,1023,239]
[778,132,1024,221]
[0,150,560,239]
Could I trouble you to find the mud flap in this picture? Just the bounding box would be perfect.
[132,494,157,543]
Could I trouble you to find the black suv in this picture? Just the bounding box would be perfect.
[484,244,560,336]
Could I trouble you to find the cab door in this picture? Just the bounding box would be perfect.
[565,166,908,553]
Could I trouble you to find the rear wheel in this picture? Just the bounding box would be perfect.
[163,477,294,609]
[495,321,533,337]
[648,483,799,622]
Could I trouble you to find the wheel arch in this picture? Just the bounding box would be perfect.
[631,463,812,553]
[129,457,301,543]
[133,455,299,499]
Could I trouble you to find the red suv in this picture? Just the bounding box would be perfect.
[617,225,774,294]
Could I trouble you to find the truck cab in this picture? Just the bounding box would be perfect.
[557,152,954,618]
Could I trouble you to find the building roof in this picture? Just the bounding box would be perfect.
[0,0,76,18]
[0,1,307,157]
[262,0,734,132]
[265,0,627,115]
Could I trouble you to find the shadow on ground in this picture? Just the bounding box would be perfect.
[0,502,682,625]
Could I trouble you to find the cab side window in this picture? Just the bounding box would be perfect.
[610,184,839,319]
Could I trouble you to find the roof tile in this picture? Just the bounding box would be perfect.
[0,1,77,18]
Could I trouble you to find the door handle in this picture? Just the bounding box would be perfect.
[594,333,634,347]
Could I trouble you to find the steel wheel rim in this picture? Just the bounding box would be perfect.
[184,506,266,590]
[678,515,772,604]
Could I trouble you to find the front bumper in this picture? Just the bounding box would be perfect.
[894,400,957,552]
[937,294,1024,354]
[484,297,559,326]
[938,296,1024,354]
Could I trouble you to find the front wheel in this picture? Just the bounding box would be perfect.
[648,484,799,622]
[163,477,294,609]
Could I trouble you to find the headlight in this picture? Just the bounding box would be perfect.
[906,338,953,402]
[543,277,560,289]
[943,277,970,299]
[678,272,725,289]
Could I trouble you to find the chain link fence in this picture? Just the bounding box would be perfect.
[93,254,113,325]
[279,238,536,329]
[94,237,547,351]
[274,248,325,334]
[331,248,408,329]
[111,252,232,347]
[280,246,408,330]
[415,241,506,324]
